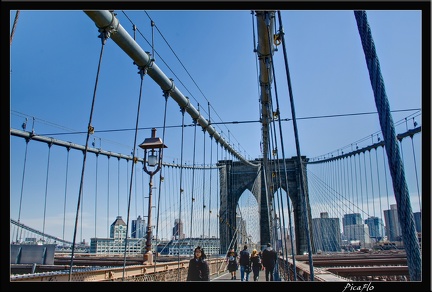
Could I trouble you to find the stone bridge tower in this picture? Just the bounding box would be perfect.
[217,157,313,255]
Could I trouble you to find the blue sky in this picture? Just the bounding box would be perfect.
[9,8,425,243]
[10,9,422,160]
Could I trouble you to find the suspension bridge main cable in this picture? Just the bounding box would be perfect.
[84,10,258,168]
[354,10,421,281]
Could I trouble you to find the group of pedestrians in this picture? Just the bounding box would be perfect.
[225,242,278,282]
[186,243,278,282]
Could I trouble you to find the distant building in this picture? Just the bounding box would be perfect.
[312,212,341,252]
[365,216,385,242]
[157,237,221,256]
[383,204,402,242]
[110,215,127,240]
[173,219,185,240]
[343,224,371,249]
[90,215,143,255]
[342,213,362,226]
[342,213,371,248]
[131,215,145,238]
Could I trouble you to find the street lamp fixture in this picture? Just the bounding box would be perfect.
[139,128,167,265]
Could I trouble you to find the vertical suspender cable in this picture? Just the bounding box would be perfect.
[94,152,99,238]
[122,64,148,280]
[363,153,370,216]
[358,153,365,216]
[208,101,213,238]
[276,10,314,280]
[368,150,376,216]
[374,144,385,240]
[63,146,71,242]
[189,116,198,245]
[177,103,187,280]
[16,136,30,243]
[202,125,206,240]
[42,142,52,243]
[189,119,197,244]
[216,140,220,252]
[68,21,110,281]
[118,157,121,216]
[264,51,283,280]
[154,90,170,269]
[270,12,298,280]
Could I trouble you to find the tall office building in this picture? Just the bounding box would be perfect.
[383,204,402,242]
[342,213,362,241]
[312,212,341,252]
[131,215,145,238]
[343,213,362,226]
[365,216,385,242]
[173,219,185,240]
[342,213,371,248]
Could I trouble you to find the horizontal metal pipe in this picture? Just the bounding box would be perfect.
[10,128,219,169]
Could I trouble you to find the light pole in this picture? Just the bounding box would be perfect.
[139,128,167,265]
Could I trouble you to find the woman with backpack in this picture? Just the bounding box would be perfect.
[226,248,239,280]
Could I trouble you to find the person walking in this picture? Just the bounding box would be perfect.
[239,244,251,281]
[261,243,277,281]
[226,248,238,280]
[186,246,210,281]
[250,248,262,281]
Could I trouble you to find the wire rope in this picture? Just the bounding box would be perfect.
[122,63,148,280]
[16,135,30,243]
[177,103,187,280]
[189,116,198,249]
[68,22,110,280]
[62,147,71,242]
[10,10,20,45]
[275,10,314,279]
[202,122,206,240]
[42,142,52,243]
[154,90,170,268]
[94,151,99,238]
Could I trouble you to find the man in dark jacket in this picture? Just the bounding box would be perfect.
[261,243,277,281]
[239,244,251,281]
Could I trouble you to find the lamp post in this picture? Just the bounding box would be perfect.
[139,128,167,265]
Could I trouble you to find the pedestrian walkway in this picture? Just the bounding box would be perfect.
[211,271,276,282]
